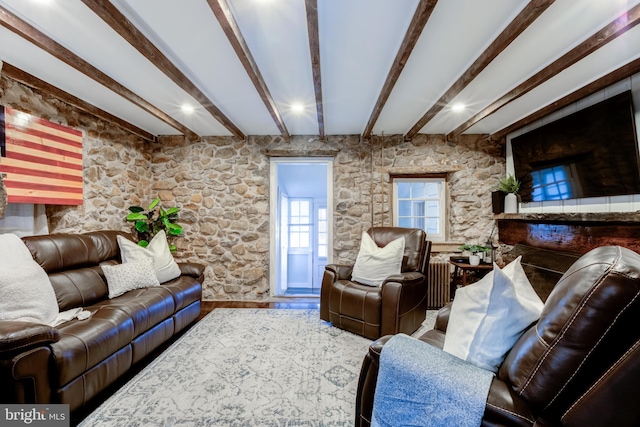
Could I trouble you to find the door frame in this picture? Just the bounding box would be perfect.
[269,157,334,297]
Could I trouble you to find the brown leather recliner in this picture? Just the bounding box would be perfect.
[356,245,640,426]
[320,227,432,340]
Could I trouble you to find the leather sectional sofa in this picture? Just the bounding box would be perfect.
[0,230,204,413]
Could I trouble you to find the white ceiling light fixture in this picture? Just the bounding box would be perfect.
[290,103,306,114]
[181,104,195,114]
[451,103,466,112]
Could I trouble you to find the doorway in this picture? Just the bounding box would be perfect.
[269,158,333,297]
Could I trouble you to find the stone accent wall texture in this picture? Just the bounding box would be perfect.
[0,76,152,231]
[1,75,505,300]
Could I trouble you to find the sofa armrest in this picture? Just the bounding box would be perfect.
[434,303,452,332]
[178,262,206,283]
[0,322,57,404]
[324,264,353,280]
[0,321,60,355]
[380,272,427,336]
[382,271,424,286]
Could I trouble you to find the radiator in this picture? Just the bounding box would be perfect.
[427,261,451,309]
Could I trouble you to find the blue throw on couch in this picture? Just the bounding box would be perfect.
[371,334,494,427]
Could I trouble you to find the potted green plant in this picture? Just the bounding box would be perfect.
[459,244,491,266]
[125,197,183,252]
[497,174,521,213]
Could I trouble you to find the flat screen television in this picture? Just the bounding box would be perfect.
[510,90,640,203]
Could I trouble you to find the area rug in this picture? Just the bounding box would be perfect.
[79,309,375,426]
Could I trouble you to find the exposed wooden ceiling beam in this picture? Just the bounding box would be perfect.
[405,0,554,140]
[447,3,640,139]
[492,57,640,140]
[1,63,156,142]
[304,0,325,140]
[0,5,197,139]
[362,0,438,140]
[81,0,244,141]
[207,0,290,140]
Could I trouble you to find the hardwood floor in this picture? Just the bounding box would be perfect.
[198,298,320,320]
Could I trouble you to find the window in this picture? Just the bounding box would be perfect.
[289,199,311,248]
[393,178,446,241]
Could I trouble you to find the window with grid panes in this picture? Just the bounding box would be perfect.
[393,178,446,241]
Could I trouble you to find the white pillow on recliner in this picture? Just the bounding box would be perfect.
[443,256,543,372]
[351,231,405,287]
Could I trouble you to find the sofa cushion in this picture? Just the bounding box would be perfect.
[117,231,181,283]
[51,306,134,387]
[352,231,405,286]
[22,234,101,274]
[102,259,160,299]
[444,257,543,372]
[0,233,59,324]
[161,275,203,312]
[91,287,176,338]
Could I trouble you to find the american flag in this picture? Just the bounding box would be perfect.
[0,106,83,205]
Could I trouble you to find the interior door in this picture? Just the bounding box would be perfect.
[287,198,313,290]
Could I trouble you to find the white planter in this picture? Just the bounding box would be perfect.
[504,193,518,213]
[469,255,481,266]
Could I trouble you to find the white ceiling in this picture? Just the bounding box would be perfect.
[0,0,639,140]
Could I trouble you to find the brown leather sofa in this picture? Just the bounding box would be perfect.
[320,227,432,340]
[0,231,204,414]
[356,245,640,426]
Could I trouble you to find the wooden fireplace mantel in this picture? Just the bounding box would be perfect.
[496,212,640,255]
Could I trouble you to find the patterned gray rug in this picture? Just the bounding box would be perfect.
[79,309,374,426]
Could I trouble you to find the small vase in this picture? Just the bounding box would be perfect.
[469,255,480,266]
[504,192,518,213]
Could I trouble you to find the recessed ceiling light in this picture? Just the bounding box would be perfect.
[290,103,305,113]
[451,103,466,112]
[181,104,195,114]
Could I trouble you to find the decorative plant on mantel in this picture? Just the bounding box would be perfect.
[497,174,521,213]
[126,197,183,252]
[497,174,521,194]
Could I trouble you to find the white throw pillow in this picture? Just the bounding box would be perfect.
[443,256,544,372]
[351,231,405,287]
[103,259,161,299]
[117,230,181,283]
[0,233,59,324]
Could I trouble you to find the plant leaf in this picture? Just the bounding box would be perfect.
[135,221,149,233]
[165,207,179,215]
[169,244,177,252]
[167,224,183,235]
[148,198,160,210]
[137,240,149,248]
[126,212,147,221]
[128,206,144,213]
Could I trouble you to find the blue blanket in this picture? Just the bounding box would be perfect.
[371,334,494,427]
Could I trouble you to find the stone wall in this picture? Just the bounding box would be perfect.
[152,133,504,299]
[1,75,505,300]
[0,75,153,232]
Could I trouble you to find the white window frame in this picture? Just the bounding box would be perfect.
[392,177,447,242]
